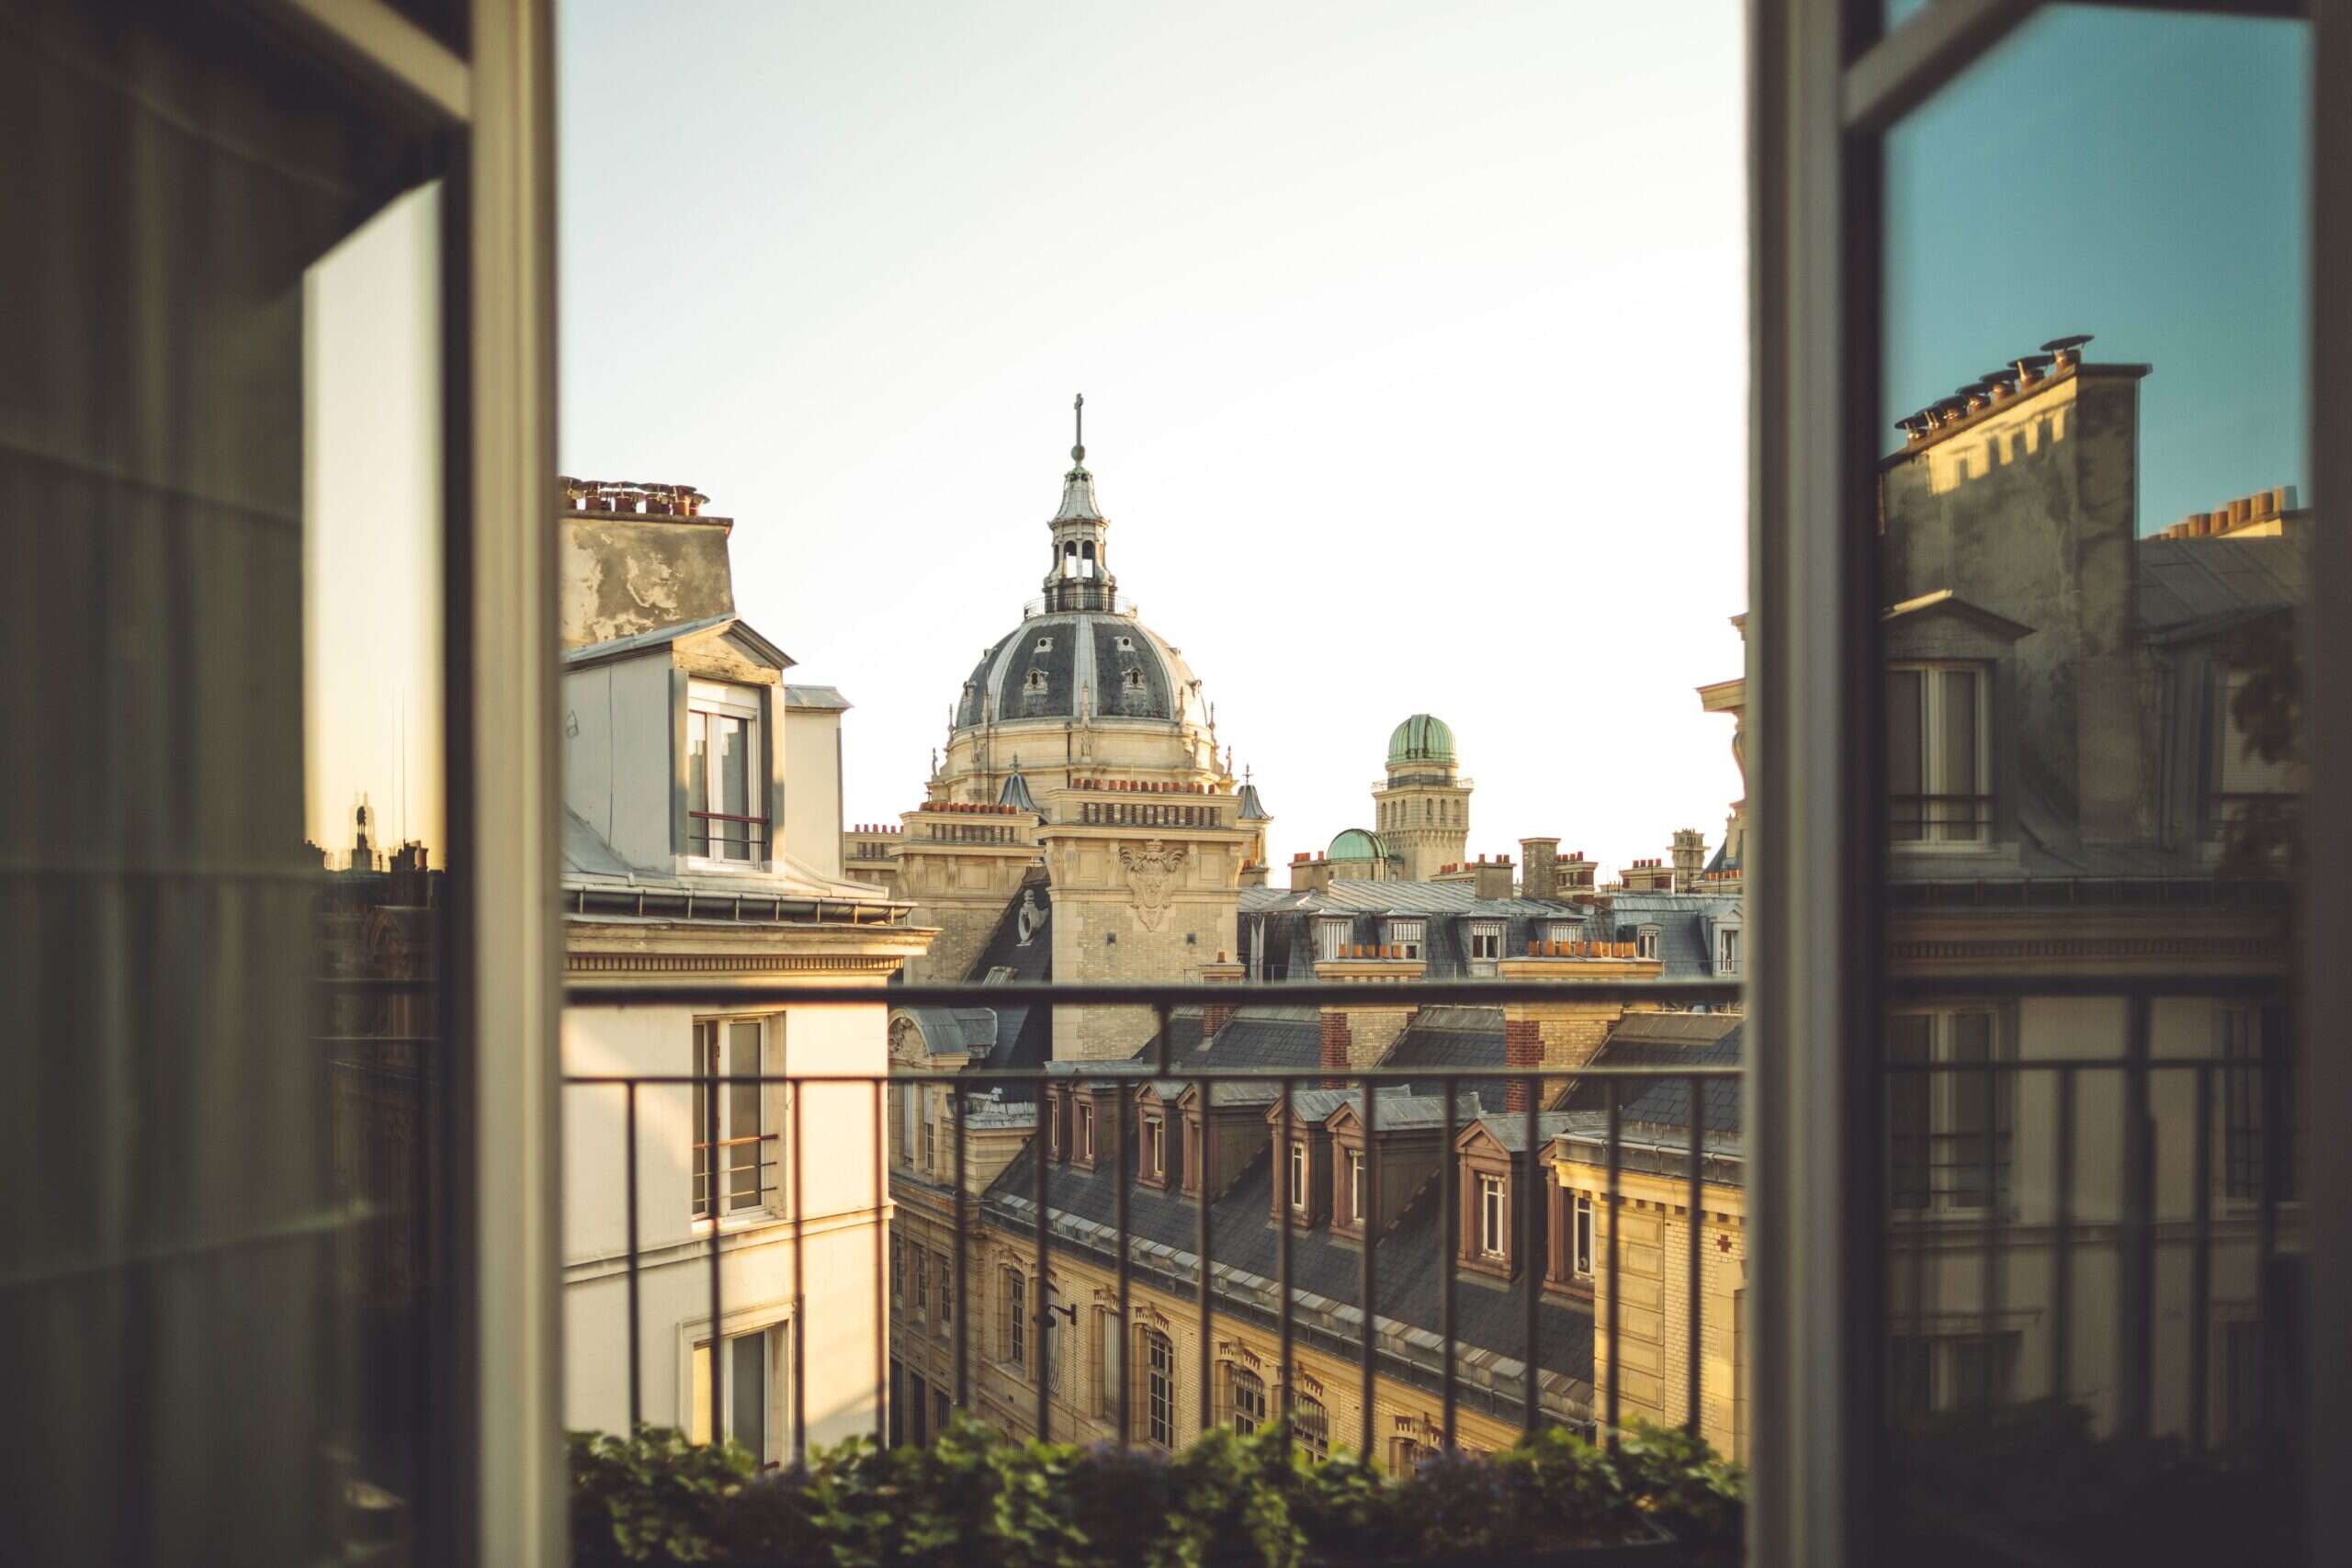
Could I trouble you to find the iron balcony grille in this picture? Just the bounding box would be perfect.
[557,974,2296,1477]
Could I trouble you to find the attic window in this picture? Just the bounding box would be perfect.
[1636,925,1662,962]
[1545,919,1582,945]
[1122,667,1144,692]
[1315,918,1351,962]
[1467,922,1503,963]
[1024,668,1048,694]
[1115,636,1135,652]
[1035,636,1053,653]
[1385,919,1426,960]
[984,965,1016,985]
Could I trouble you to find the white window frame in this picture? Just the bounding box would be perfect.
[1468,922,1503,968]
[686,1314,792,1471]
[1348,1148,1365,1226]
[1716,924,1742,977]
[685,679,765,866]
[1145,1115,1165,1178]
[1315,917,1351,962]
[1573,1194,1595,1280]
[1228,1365,1268,1434]
[1077,1100,1095,1161]
[1887,660,1991,850]
[1888,1008,2011,1215]
[1385,918,1426,960]
[1288,1139,1310,1212]
[1478,1173,1508,1258]
[1636,924,1662,961]
[694,1015,775,1223]
[1143,1328,1176,1448]
[1005,1271,1027,1369]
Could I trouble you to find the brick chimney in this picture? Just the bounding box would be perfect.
[1313,950,1425,1087]
[1497,947,1665,1111]
[1199,953,1247,1035]
[1520,838,1559,900]
[1670,829,1706,891]
[1556,851,1597,897]
[1238,858,1271,889]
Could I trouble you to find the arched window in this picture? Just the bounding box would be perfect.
[1227,1366,1268,1434]
[1291,1393,1330,1461]
[1142,1329,1176,1448]
[1024,668,1047,694]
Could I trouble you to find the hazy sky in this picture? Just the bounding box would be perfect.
[558,2,1749,876]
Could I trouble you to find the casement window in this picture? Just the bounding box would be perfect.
[936,1256,954,1335]
[1292,1394,1330,1462]
[1229,1367,1268,1435]
[693,1018,769,1218]
[1887,663,1988,845]
[1888,1010,2011,1212]
[1143,1329,1176,1448]
[1467,923,1503,968]
[1889,1331,2021,1421]
[1288,1140,1310,1213]
[1478,1174,1509,1258]
[1144,1115,1165,1180]
[900,1084,919,1168]
[1544,919,1582,946]
[1077,1101,1095,1163]
[1005,1272,1027,1369]
[2222,1005,2296,1203]
[1715,926,1741,977]
[919,1116,935,1172]
[691,1325,784,1469]
[1385,918,1426,960]
[1573,1195,1594,1280]
[1636,924,1661,961]
[686,680,764,861]
[1347,1149,1366,1227]
[911,1250,928,1316]
[1093,1309,1123,1416]
[1041,1283,1066,1394]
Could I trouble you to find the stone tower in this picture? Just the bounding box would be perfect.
[891,400,1253,1057]
[1370,714,1472,881]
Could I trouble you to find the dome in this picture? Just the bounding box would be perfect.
[1328,828,1388,862]
[954,610,1204,731]
[1386,713,1456,766]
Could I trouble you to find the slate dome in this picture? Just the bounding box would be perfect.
[1386,713,1456,766]
[954,611,1203,731]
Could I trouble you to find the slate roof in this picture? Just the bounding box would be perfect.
[2137,536,2303,642]
[982,1126,1594,1419]
[1559,1015,1744,1135]
[1603,892,1744,982]
[950,878,1055,1099]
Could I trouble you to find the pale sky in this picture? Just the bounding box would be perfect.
[558,2,1749,879]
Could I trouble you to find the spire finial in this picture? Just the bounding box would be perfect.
[1071,393,1085,465]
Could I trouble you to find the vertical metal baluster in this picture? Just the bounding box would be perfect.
[1522,1076,1541,1439]
[2118,995,2154,1442]
[1605,1079,1623,1448]
[875,1080,889,1448]
[2052,1066,2075,1404]
[792,1085,808,1466]
[626,1081,642,1432]
[1978,1050,2001,1413]
[1124,1010,1160,1447]
[707,1055,724,1446]
[1277,1077,1295,1454]
[2255,1012,2284,1439]
[1687,1073,1704,1436]
[1906,1050,1928,1421]
[1197,1070,1214,1440]
[1441,1075,1458,1450]
[1360,1074,1379,1459]
[954,1083,969,1412]
[1035,1074,1051,1442]
[2189,1061,2213,1451]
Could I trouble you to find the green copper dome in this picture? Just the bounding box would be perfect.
[1328,828,1388,862]
[1386,713,1456,766]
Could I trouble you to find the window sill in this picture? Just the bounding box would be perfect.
[691,1207,783,1236]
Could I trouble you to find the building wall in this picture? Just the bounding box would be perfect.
[561,989,894,1456]
[781,704,844,880]
[560,513,736,648]
[1555,1158,1747,1461]
[562,653,678,871]
[1043,827,1246,1059]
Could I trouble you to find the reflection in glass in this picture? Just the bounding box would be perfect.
[1879,7,2306,1558]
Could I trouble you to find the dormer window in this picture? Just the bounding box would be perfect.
[1287,1140,1310,1212]
[1122,667,1144,693]
[1035,636,1054,653]
[1141,1110,1168,1188]
[687,681,763,862]
[1115,636,1135,652]
[1636,924,1662,961]
[1545,919,1582,946]
[1315,918,1351,962]
[1024,668,1048,694]
[1385,919,1426,960]
[1467,921,1503,975]
[1348,1148,1365,1224]
[1715,922,1742,976]
[1454,1122,1524,1280]
[1889,663,1987,845]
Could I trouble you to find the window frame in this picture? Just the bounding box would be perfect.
[1142,1327,1177,1449]
[1885,660,1990,851]
[684,678,767,865]
[692,1014,777,1223]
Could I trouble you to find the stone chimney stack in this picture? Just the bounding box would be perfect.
[1670,829,1706,891]
[1470,854,1514,900]
[1520,838,1559,900]
[1313,949,1425,1087]
[1556,851,1597,899]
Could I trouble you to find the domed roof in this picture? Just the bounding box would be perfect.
[1329,828,1389,862]
[954,610,1204,731]
[1386,713,1456,766]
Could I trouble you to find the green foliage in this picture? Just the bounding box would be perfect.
[569,1413,1747,1565]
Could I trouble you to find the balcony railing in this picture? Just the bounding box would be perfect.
[558,973,2299,1557]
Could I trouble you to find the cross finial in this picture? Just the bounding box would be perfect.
[1071,393,1085,463]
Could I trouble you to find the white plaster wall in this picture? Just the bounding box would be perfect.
[562,998,892,1452]
[782,705,844,880]
[561,653,675,870]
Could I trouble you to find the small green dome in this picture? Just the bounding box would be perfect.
[1328,828,1388,862]
[1386,713,1456,766]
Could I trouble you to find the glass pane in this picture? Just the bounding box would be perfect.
[729,1020,761,1210]
[687,710,710,854]
[731,1333,766,1461]
[1887,668,1924,840]
[717,714,750,859]
[691,1342,715,1444]
[1880,6,2307,1554]
[692,1021,713,1217]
